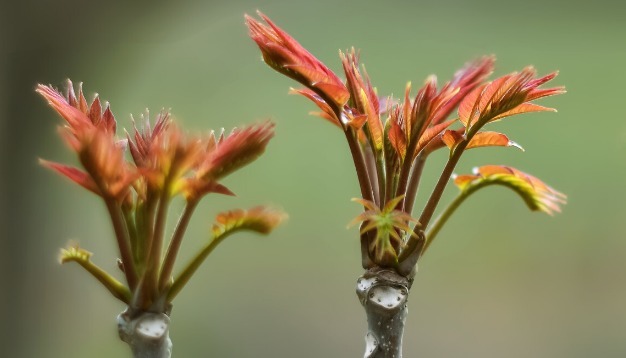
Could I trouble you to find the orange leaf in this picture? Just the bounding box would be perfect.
[491,103,556,122]
[453,174,479,190]
[360,88,384,151]
[413,119,456,157]
[458,68,563,131]
[442,129,464,149]
[389,112,407,160]
[465,131,524,151]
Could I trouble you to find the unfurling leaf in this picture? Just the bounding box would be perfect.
[245,12,349,108]
[211,206,287,238]
[59,243,131,303]
[197,122,275,181]
[60,244,94,264]
[341,49,384,149]
[290,88,342,127]
[453,165,566,215]
[349,196,419,266]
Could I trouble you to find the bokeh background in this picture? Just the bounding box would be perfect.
[3,0,626,357]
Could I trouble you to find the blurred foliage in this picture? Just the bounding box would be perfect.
[3,0,626,357]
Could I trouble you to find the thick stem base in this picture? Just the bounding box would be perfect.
[118,309,172,358]
[356,268,411,358]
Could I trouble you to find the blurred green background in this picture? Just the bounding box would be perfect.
[2,0,626,357]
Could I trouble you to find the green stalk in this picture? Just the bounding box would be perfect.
[105,199,138,289]
[137,193,158,271]
[325,101,375,205]
[167,230,235,302]
[402,155,426,215]
[143,190,171,300]
[421,190,468,255]
[70,257,131,304]
[363,144,380,205]
[122,204,140,267]
[346,128,375,204]
[418,139,469,228]
[375,154,387,206]
[158,199,199,291]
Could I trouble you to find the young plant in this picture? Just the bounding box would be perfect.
[38,81,285,358]
[246,12,565,358]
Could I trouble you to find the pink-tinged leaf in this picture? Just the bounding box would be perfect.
[524,71,558,88]
[433,57,494,124]
[37,84,93,131]
[525,86,566,101]
[76,83,89,114]
[179,179,236,200]
[198,122,275,180]
[101,104,116,133]
[428,86,460,125]
[409,76,437,140]
[289,88,341,127]
[212,206,287,237]
[88,96,102,126]
[245,12,349,107]
[465,131,524,151]
[454,165,566,215]
[40,159,101,195]
[309,111,343,128]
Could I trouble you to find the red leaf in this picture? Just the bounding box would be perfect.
[198,122,275,180]
[246,12,349,107]
[289,88,341,127]
[40,159,101,195]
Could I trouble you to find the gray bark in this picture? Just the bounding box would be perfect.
[118,309,172,358]
[356,268,411,358]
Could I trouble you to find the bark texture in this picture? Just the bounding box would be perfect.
[356,268,411,358]
[118,309,172,358]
